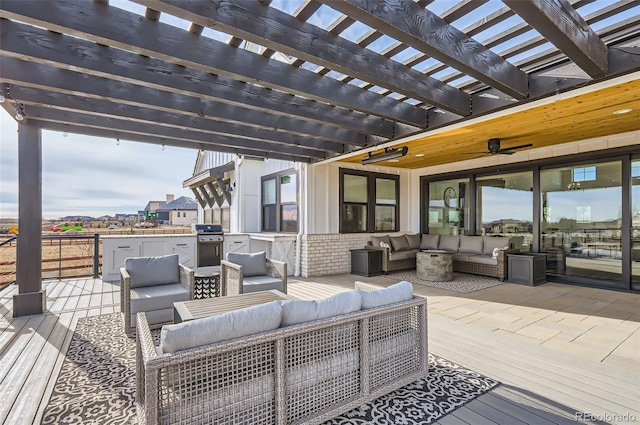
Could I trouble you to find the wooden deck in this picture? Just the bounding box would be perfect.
[0,275,638,425]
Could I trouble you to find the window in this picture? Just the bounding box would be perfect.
[340,169,399,233]
[573,166,596,182]
[261,169,298,232]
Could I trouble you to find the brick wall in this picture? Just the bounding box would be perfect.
[300,233,406,277]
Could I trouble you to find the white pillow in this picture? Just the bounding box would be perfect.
[160,300,282,354]
[380,241,390,249]
[281,291,362,327]
[492,247,500,259]
[359,281,413,309]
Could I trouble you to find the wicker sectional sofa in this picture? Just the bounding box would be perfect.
[366,233,517,280]
[136,281,428,425]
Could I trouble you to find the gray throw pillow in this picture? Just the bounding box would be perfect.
[405,233,421,249]
[438,235,460,252]
[390,235,410,252]
[226,251,267,277]
[125,254,180,288]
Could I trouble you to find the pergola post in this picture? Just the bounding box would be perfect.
[13,122,46,317]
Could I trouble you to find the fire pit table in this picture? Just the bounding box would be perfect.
[417,250,453,282]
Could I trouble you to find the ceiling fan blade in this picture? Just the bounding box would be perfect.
[497,151,514,155]
[501,143,533,151]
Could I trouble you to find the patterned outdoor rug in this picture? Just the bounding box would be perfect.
[387,270,504,293]
[42,313,499,424]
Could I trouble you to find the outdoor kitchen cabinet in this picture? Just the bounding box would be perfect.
[101,235,196,282]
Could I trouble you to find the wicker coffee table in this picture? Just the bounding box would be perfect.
[173,290,291,323]
[417,250,453,281]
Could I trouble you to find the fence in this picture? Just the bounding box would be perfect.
[0,234,101,287]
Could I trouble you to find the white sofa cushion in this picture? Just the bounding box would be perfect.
[459,235,483,254]
[438,235,460,252]
[420,234,440,250]
[226,251,268,277]
[281,291,362,327]
[359,281,413,309]
[125,254,180,288]
[160,300,283,354]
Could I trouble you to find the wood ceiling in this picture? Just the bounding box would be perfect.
[1,0,639,164]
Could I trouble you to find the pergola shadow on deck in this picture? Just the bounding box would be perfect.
[0,275,637,425]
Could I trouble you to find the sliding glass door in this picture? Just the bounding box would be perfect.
[428,178,469,235]
[540,161,622,284]
[632,160,640,288]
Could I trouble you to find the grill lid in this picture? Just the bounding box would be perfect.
[194,224,223,234]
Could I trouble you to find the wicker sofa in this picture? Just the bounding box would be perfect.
[136,281,428,425]
[366,234,517,280]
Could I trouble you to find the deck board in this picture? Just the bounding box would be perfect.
[0,276,638,425]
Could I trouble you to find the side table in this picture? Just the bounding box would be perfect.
[350,249,383,277]
[417,250,453,281]
[193,266,221,299]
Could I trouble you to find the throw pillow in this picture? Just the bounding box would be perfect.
[380,241,390,249]
[492,247,500,259]
[390,235,411,252]
[420,234,440,250]
[226,251,267,277]
[359,281,413,309]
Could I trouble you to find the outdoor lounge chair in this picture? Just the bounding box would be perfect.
[120,253,194,333]
[221,251,287,296]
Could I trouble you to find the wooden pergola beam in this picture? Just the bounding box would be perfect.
[0,1,430,127]
[504,0,608,77]
[133,0,471,116]
[324,0,528,99]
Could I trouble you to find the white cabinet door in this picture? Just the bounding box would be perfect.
[103,241,141,281]
[169,238,196,267]
[140,240,165,257]
[224,235,250,256]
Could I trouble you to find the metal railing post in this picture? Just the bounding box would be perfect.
[93,234,100,278]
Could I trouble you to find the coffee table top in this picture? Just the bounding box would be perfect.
[174,290,291,323]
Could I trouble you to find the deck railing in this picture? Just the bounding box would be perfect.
[0,234,101,287]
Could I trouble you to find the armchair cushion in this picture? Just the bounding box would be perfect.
[420,234,440,250]
[242,275,285,293]
[226,251,267,277]
[359,281,413,309]
[130,283,190,314]
[160,300,283,354]
[390,235,411,252]
[125,254,180,288]
[281,291,362,327]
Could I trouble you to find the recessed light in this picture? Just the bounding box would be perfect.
[613,108,633,115]
[388,159,399,162]
[415,153,425,157]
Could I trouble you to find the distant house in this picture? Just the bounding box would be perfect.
[141,194,197,225]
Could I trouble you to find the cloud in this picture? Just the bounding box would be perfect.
[1,112,199,219]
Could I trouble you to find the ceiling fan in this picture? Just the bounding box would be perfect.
[465,138,533,155]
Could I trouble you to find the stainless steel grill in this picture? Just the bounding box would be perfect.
[194,224,224,267]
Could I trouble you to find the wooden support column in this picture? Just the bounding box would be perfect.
[13,123,46,317]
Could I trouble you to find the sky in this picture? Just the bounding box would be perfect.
[0,110,198,219]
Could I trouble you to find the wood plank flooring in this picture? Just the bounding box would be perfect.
[0,275,638,425]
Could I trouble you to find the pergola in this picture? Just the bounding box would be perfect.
[1,0,639,315]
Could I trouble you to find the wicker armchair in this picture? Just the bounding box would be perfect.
[120,254,194,333]
[221,252,287,296]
